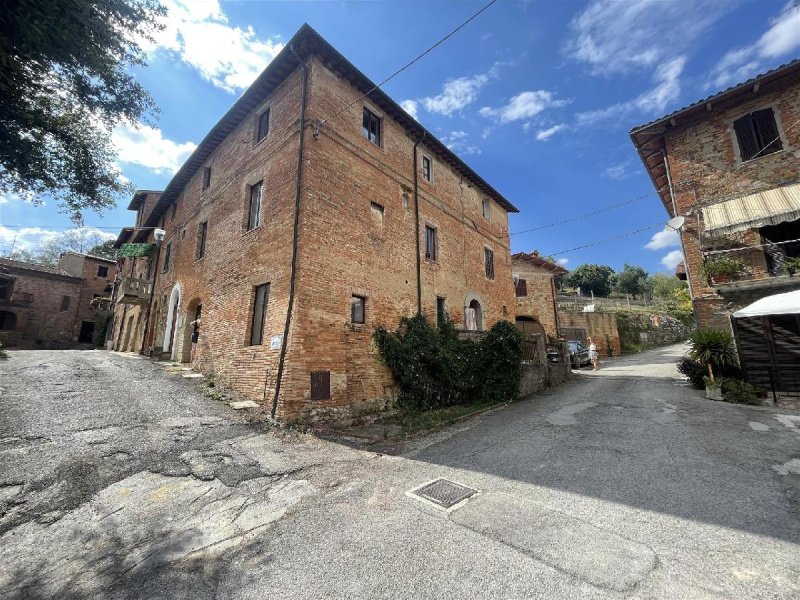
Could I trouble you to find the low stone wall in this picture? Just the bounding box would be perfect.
[519,359,571,397]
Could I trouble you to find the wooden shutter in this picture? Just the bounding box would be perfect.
[752,108,782,155]
[310,371,331,400]
[515,278,528,297]
[733,115,758,161]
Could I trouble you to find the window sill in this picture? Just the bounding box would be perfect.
[361,136,385,153]
[252,136,269,151]
[348,323,366,332]
[242,225,261,238]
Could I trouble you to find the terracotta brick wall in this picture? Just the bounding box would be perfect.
[665,81,800,329]
[513,262,559,339]
[557,312,621,357]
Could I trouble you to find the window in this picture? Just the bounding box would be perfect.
[256,109,270,143]
[362,107,381,146]
[60,295,71,311]
[202,166,212,191]
[0,277,13,301]
[0,310,17,331]
[197,221,208,259]
[163,242,171,272]
[370,201,384,226]
[250,283,270,345]
[310,371,331,401]
[422,155,432,182]
[484,247,494,279]
[734,108,783,162]
[97,265,109,278]
[171,202,177,221]
[482,199,491,220]
[351,295,365,324]
[425,225,438,261]
[515,278,528,297]
[436,297,446,327]
[247,181,262,231]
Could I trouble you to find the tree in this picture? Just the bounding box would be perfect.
[565,264,615,297]
[33,229,112,265]
[87,239,119,260]
[648,272,685,303]
[615,264,649,299]
[0,0,165,223]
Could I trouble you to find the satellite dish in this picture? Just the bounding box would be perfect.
[666,216,685,231]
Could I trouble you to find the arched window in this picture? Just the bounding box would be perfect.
[466,299,483,332]
[0,310,18,331]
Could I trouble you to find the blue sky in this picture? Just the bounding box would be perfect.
[2,0,799,274]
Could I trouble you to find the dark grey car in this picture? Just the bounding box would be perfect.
[568,340,591,368]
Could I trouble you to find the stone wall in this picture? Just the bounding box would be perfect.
[615,311,693,352]
[558,311,621,357]
[513,262,559,339]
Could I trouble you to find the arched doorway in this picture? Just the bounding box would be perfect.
[180,299,202,363]
[163,284,182,359]
[515,316,545,339]
[466,299,483,331]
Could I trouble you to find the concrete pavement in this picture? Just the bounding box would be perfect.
[1,346,799,599]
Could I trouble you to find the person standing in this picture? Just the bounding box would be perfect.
[587,337,599,371]
[190,310,201,362]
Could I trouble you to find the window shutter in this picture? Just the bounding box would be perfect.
[752,108,782,155]
[310,371,331,400]
[733,115,758,161]
[515,278,527,297]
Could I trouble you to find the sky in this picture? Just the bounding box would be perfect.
[1,0,799,274]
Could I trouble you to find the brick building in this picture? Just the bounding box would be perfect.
[631,59,800,329]
[0,253,115,347]
[512,251,566,340]
[112,25,518,421]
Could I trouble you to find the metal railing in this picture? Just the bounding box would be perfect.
[116,276,153,303]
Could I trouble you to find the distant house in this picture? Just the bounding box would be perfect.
[512,251,566,340]
[0,253,116,347]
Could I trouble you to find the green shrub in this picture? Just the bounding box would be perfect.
[719,378,761,405]
[374,315,522,413]
[688,328,738,382]
[677,357,705,389]
[698,256,746,281]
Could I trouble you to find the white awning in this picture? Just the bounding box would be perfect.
[703,183,800,237]
[733,289,800,318]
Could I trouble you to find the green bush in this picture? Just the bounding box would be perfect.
[374,315,522,413]
[677,357,706,389]
[719,378,761,405]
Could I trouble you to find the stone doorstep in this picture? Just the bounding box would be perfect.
[229,400,260,410]
[182,373,204,379]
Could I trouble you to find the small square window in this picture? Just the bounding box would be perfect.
[310,371,331,401]
[362,107,381,146]
[351,295,365,324]
[436,297,446,327]
[484,247,494,280]
[425,225,437,261]
[422,155,432,182]
[171,202,177,221]
[60,295,71,311]
[733,108,783,162]
[202,166,212,191]
[97,265,109,278]
[256,109,270,143]
[482,199,491,221]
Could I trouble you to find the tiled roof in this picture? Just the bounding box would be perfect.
[0,257,80,278]
[512,251,568,275]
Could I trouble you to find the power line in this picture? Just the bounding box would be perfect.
[549,223,664,256]
[317,0,498,127]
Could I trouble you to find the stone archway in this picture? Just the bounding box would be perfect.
[163,283,182,359]
[464,292,485,332]
[515,316,545,339]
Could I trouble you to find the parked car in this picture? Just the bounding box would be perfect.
[546,344,561,363]
[568,340,591,368]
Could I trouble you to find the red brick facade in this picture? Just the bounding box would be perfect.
[632,62,800,329]
[113,28,517,421]
[512,252,565,340]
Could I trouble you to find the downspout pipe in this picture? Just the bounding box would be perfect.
[662,148,698,329]
[272,43,309,419]
[413,132,426,315]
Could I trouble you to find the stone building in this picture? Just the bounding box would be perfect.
[112,25,518,421]
[512,251,566,339]
[631,59,800,329]
[0,253,115,347]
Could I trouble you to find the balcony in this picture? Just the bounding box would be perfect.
[701,248,800,295]
[116,276,152,305]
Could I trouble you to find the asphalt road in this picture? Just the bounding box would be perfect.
[1,346,799,599]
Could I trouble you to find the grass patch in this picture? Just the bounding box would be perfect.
[398,400,503,436]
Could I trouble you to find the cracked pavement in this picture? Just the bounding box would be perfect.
[1,346,799,599]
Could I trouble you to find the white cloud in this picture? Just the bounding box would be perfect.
[0,225,114,253]
[708,3,800,89]
[576,56,686,126]
[660,249,684,270]
[481,91,569,124]
[112,123,196,175]
[535,124,566,141]
[603,160,633,180]
[441,131,481,156]
[423,73,491,116]
[557,257,569,267]
[143,0,284,92]
[400,100,419,120]
[566,0,730,75]
[645,228,680,250]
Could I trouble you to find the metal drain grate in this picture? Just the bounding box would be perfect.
[411,478,477,509]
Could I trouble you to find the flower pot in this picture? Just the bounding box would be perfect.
[705,384,723,401]
[710,274,728,285]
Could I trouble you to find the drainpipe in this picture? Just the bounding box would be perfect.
[271,43,309,419]
[413,132,427,315]
[662,148,699,329]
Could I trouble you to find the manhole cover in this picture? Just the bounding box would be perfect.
[409,478,478,510]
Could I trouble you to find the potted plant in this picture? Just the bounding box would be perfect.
[688,328,738,400]
[784,256,800,276]
[699,256,747,284]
